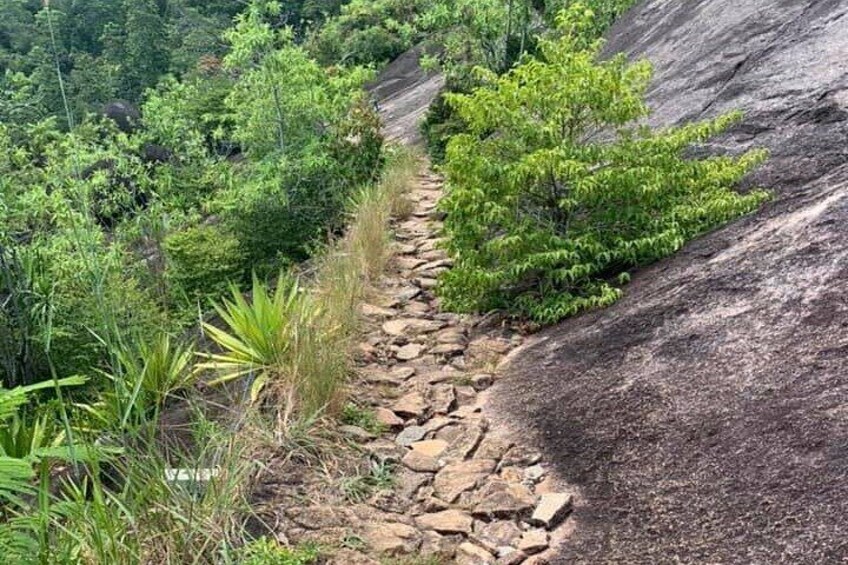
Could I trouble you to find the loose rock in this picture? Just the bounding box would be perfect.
[362,522,421,555]
[472,373,495,390]
[473,479,536,518]
[431,384,457,414]
[396,343,425,361]
[517,529,549,555]
[383,318,445,337]
[416,259,453,272]
[392,286,421,303]
[415,509,474,534]
[361,303,397,318]
[434,459,497,502]
[457,542,496,565]
[402,450,441,473]
[419,530,459,560]
[496,549,528,565]
[375,407,404,429]
[501,445,542,468]
[366,439,405,463]
[473,520,523,553]
[411,439,449,458]
[340,425,376,441]
[392,392,428,418]
[476,436,514,462]
[455,386,478,407]
[396,256,426,270]
[440,423,486,460]
[396,425,428,446]
[392,366,416,380]
[435,327,467,344]
[417,277,439,290]
[362,368,401,386]
[524,465,546,483]
[431,343,466,356]
[530,492,573,529]
[396,470,432,500]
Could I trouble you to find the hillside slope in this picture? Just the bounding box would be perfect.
[495,1,848,562]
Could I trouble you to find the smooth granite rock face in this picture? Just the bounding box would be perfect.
[498,1,848,564]
[602,0,848,194]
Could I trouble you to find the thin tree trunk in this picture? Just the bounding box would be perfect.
[504,0,514,72]
[271,82,286,154]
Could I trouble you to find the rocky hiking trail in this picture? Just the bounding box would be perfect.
[273,164,572,564]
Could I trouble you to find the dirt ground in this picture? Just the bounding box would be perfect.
[494,1,848,563]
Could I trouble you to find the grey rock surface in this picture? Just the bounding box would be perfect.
[497,1,848,563]
[368,44,445,145]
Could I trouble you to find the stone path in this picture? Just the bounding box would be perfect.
[278,166,573,564]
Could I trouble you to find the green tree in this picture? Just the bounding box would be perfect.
[0,72,48,132]
[438,5,769,323]
[119,0,170,101]
[419,0,536,74]
[58,0,122,55]
[220,0,382,266]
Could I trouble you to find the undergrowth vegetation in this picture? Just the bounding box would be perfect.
[0,147,419,563]
[202,148,416,424]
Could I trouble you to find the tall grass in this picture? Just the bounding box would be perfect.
[40,416,255,565]
[314,147,418,334]
[201,147,420,430]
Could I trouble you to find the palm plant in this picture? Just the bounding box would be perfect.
[198,274,322,405]
[85,333,195,436]
[0,377,86,478]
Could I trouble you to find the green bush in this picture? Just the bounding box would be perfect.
[421,80,474,165]
[422,0,636,165]
[438,5,769,323]
[306,0,428,66]
[164,223,246,302]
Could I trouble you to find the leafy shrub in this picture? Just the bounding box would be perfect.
[143,72,235,154]
[419,0,542,163]
[200,151,418,425]
[0,376,86,502]
[90,332,195,435]
[0,248,50,388]
[421,82,473,165]
[164,223,246,303]
[438,6,769,323]
[422,0,636,165]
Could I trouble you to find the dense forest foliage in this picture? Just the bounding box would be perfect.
[0,0,349,124]
[0,0,765,562]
